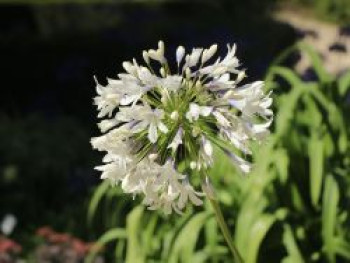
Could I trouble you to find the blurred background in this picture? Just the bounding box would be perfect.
[0,0,349,262]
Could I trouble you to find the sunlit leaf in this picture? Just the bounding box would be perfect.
[282,224,305,263]
[168,212,211,263]
[322,175,339,263]
[338,71,350,96]
[126,206,146,263]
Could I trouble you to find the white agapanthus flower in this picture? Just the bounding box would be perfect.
[91,41,273,214]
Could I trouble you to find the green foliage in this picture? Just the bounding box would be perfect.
[87,43,350,262]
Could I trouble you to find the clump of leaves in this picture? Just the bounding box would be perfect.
[87,43,350,262]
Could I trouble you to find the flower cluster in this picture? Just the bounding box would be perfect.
[0,235,21,263]
[92,41,273,214]
[36,226,103,263]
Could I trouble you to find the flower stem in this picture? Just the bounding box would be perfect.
[207,196,244,263]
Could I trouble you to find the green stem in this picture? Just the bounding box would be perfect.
[207,195,244,263]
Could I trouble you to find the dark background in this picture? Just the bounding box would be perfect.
[3,2,350,260]
[0,1,298,236]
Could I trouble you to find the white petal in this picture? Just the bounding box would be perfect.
[120,95,140,105]
[224,150,251,174]
[158,122,169,134]
[189,192,203,206]
[148,122,158,143]
[98,119,119,132]
[186,103,200,121]
[229,98,246,110]
[177,191,188,209]
[260,97,273,109]
[200,106,213,116]
[122,61,137,76]
[202,137,213,156]
[213,111,230,127]
[250,118,273,135]
[167,128,183,151]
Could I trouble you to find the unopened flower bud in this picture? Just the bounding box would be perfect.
[143,51,150,64]
[160,67,166,77]
[190,161,197,169]
[176,46,185,65]
[202,44,217,64]
[158,40,165,56]
[185,67,191,79]
[170,111,179,120]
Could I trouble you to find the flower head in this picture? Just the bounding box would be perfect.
[92,41,273,214]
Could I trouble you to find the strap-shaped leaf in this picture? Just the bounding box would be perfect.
[338,71,350,97]
[308,131,324,208]
[87,180,110,225]
[168,212,211,263]
[282,224,304,263]
[126,206,145,263]
[322,175,340,263]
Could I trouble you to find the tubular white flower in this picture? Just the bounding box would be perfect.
[142,51,150,64]
[178,178,204,209]
[92,41,273,214]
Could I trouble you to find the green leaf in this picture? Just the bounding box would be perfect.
[235,196,268,255]
[126,206,146,263]
[275,88,304,137]
[204,214,220,262]
[322,175,340,263]
[142,214,159,256]
[308,131,324,208]
[274,149,289,184]
[267,66,303,87]
[334,237,350,259]
[168,212,212,263]
[87,180,110,225]
[338,71,350,97]
[245,213,281,263]
[282,224,304,263]
[297,42,333,84]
